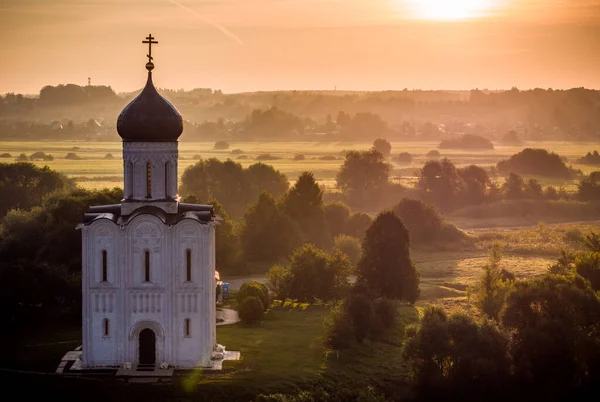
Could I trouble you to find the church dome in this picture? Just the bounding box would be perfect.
[117,72,183,142]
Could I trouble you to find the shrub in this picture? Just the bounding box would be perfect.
[65,152,81,160]
[323,303,354,349]
[231,148,244,154]
[497,148,572,179]
[16,153,28,161]
[192,154,202,160]
[439,134,494,150]
[347,293,376,343]
[426,150,441,158]
[256,153,281,161]
[393,198,466,244]
[214,140,230,150]
[395,152,412,165]
[238,296,264,323]
[0,153,12,158]
[104,153,114,160]
[372,138,392,156]
[293,154,305,161]
[577,151,600,165]
[237,280,269,311]
[30,151,47,160]
[43,154,54,161]
[333,234,362,267]
[266,264,290,301]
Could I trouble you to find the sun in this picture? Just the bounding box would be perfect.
[406,0,496,20]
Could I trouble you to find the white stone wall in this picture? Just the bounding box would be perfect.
[81,214,216,368]
[122,142,178,201]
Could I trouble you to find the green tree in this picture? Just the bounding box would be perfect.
[469,244,512,320]
[266,264,290,301]
[323,202,351,238]
[402,306,510,400]
[336,150,391,208]
[286,244,350,302]
[503,172,525,199]
[209,200,239,274]
[345,212,372,240]
[357,211,419,302]
[238,296,264,323]
[333,234,362,268]
[0,162,73,218]
[239,192,301,265]
[237,280,269,312]
[418,159,463,210]
[501,274,600,394]
[282,172,327,247]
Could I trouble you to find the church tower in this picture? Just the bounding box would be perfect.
[78,35,217,369]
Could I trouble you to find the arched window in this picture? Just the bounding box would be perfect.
[128,161,134,198]
[101,250,108,282]
[103,318,110,336]
[186,249,192,282]
[146,162,152,198]
[144,250,150,282]
[164,162,169,198]
[184,318,191,337]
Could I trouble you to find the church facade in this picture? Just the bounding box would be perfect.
[78,36,217,369]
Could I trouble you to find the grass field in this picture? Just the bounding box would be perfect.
[1,140,599,192]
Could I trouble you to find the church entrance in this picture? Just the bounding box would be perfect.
[138,328,156,365]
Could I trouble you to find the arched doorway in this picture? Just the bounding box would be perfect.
[139,328,156,365]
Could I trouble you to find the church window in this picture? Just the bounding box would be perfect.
[144,250,151,282]
[101,250,108,282]
[164,163,169,198]
[184,318,191,337]
[186,249,192,282]
[103,318,109,336]
[128,161,134,198]
[146,162,152,198]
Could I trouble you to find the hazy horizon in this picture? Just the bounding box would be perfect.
[2,0,600,95]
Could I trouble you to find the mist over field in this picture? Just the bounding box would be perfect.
[2,1,600,401]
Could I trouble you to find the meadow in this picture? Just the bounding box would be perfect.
[1,140,599,193]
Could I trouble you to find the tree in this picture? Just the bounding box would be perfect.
[336,150,391,208]
[372,138,392,157]
[209,200,239,274]
[282,172,327,246]
[286,244,350,302]
[357,211,419,302]
[439,134,494,150]
[245,163,289,201]
[239,192,301,265]
[266,264,290,301]
[418,159,463,210]
[323,202,351,238]
[333,234,362,267]
[392,198,464,244]
[497,148,572,179]
[180,159,289,219]
[468,244,512,320]
[501,274,600,395]
[0,162,73,218]
[345,212,372,240]
[402,306,510,400]
[503,172,525,199]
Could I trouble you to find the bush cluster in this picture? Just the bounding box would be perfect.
[236,280,270,323]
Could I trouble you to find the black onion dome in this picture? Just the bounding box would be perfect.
[117,72,183,142]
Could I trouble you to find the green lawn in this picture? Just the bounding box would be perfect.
[1,304,417,401]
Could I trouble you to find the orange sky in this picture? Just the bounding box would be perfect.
[1,0,599,94]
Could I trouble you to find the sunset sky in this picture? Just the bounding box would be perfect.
[1,0,599,94]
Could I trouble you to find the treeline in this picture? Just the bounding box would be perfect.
[3,86,600,141]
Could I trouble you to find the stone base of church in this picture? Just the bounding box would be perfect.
[56,344,241,376]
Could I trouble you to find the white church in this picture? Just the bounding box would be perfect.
[77,35,218,369]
